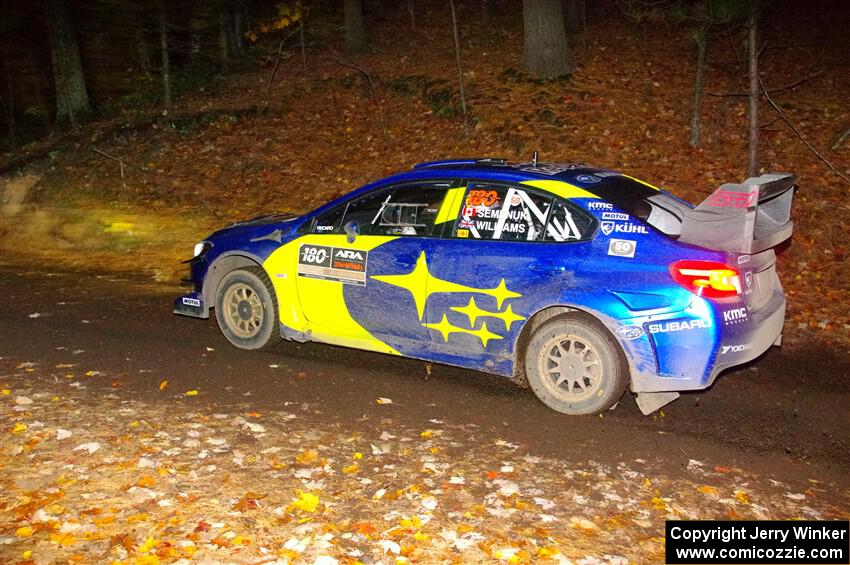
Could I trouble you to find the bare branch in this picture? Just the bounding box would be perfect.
[759,76,850,184]
[708,69,823,97]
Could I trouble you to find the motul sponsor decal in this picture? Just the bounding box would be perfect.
[298,244,368,285]
[601,212,629,221]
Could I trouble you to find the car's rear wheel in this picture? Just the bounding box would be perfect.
[214,267,281,350]
[524,314,628,415]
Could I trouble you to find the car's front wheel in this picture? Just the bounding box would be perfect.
[524,314,628,415]
[214,267,281,350]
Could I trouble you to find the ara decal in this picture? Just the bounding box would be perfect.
[298,244,368,285]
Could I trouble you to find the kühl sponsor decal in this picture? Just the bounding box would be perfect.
[600,221,649,236]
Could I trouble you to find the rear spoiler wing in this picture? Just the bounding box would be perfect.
[676,173,796,254]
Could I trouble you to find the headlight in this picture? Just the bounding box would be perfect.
[193,241,212,258]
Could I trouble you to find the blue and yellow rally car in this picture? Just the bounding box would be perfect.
[174,158,796,415]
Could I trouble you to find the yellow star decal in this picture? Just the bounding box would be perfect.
[371,252,522,320]
[451,298,526,331]
[423,314,503,347]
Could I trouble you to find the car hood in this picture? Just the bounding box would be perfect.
[210,212,302,240]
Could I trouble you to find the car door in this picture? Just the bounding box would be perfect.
[423,181,597,376]
[291,181,456,355]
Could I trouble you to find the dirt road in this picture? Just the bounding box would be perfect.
[1,264,848,563]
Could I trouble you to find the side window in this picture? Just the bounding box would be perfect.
[455,184,553,242]
[342,183,449,237]
[543,198,597,242]
[312,204,346,234]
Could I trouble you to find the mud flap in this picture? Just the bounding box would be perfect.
[635,391,680,415]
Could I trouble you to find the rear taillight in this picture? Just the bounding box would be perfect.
[669,260,742,299]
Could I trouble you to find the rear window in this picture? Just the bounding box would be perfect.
[583,176,689,237]
[583,176,657,221]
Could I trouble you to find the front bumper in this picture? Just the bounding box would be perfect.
[173,292,209,319]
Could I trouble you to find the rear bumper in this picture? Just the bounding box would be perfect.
[705,293,785,386]
[173,292,209,319]
[626,291,785,393]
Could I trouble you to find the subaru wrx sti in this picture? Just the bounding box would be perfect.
[174,159,795,415]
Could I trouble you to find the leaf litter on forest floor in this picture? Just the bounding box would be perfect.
[1,358,848,564]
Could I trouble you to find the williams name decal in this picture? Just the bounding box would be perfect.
[298,244,368,286]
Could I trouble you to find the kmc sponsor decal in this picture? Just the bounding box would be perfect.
[722,307,748,325]
[587,201,613,211]
[600,221,649,236]
[298,244,368,285]
[616,325,645,340]
[607,238,636,258]
[647,318,712,334]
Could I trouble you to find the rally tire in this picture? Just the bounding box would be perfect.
[524,314,628,415]
[214,267,281,351]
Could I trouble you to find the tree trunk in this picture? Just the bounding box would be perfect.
[233,9,245,55]
[189,17,203,63]
[219,11,231,66]
[136,28,154,81]
[522,0,572,79]
[449,0,469,138]
[1,62,14,142]
[344,0,368,54]
[563,0,585,34]
[46,0,91,126]
[689,32,708,147]
[747,9,759,177]
[299,0,307,69]
[159,6,172,109]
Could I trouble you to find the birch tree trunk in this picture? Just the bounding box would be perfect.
[689,31,708,147]
[747,9,759,177]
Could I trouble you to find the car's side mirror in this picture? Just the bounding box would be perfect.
[343,220,360,243]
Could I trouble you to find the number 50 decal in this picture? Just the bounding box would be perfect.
[607,239,636,258]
